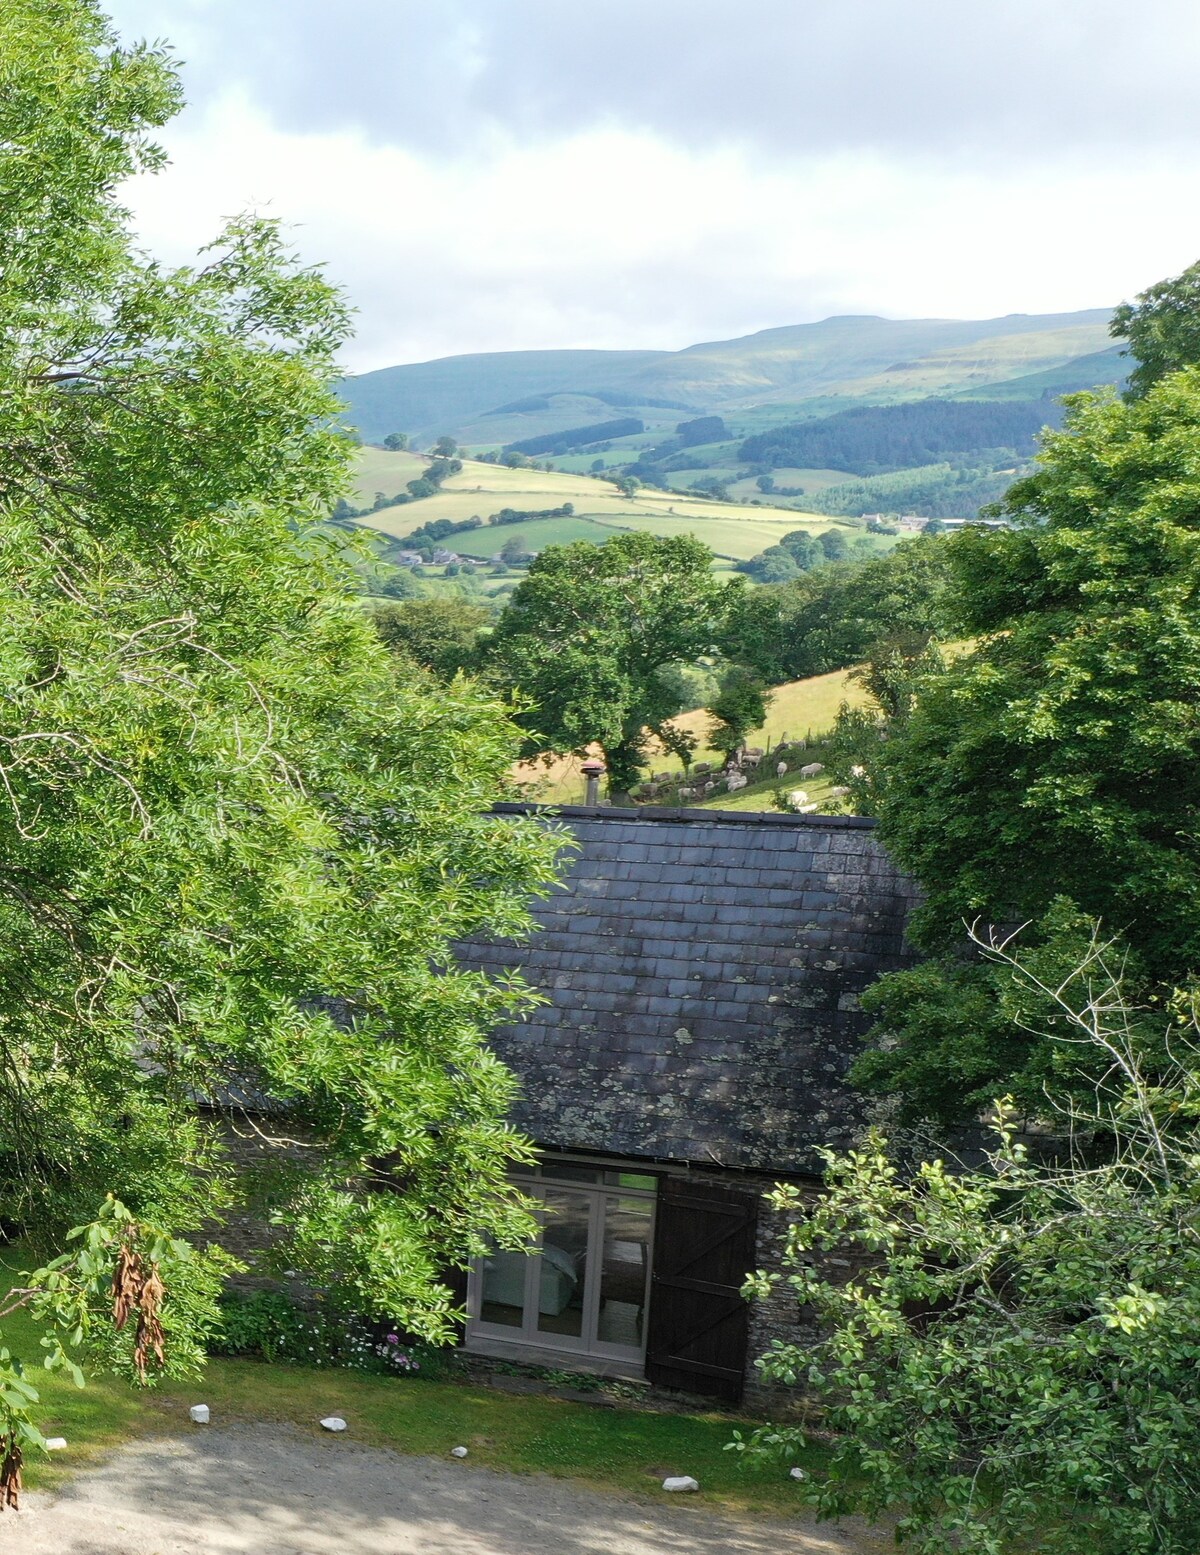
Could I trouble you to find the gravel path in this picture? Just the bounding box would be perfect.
[4,1426,886,1555]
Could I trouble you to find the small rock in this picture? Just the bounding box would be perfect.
[188,1405,210,1425]
[44,1438,67,1451]
[451,1445,469,1458]
[789,1466,807,1481]
[662,1475,699,1492]
[319,1417,347,1432]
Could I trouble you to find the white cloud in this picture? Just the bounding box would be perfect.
[124,94,1200,372]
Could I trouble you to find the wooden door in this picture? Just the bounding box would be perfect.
[645,1177,758,1403]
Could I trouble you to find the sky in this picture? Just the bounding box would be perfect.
[103,0,1200,374]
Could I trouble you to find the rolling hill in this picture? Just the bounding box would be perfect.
[348,451,853,563]
[339,309,1120,446]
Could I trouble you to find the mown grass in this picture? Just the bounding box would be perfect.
[0,1249,828,1518]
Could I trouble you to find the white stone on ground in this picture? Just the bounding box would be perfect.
[44,1438,67,1451]
[188,1406,209,1425]
[450,1445,468,1458]
[319,1417,347,1432]
[662,1476,699,1492]
[790,1467,807,1481]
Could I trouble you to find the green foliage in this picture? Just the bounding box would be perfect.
[1110,258,1200,399]
[742,931,1200,1555]
[874,377,1200,983]
[805,461,1019,519]
[382,432,408,451]
[0,0,564,1364]
[675,415,728,447]
[504,418,643,458]
[706,667,770,759]
[485,532,740,791]
[213,1289,438,1376]
[0,1197,226,1477]
[371,597,492,681]
[740,398,1061,475]
[726,538,952,683]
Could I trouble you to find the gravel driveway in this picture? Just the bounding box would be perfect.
[4,1426,886,1555]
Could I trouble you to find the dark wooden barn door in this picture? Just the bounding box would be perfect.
[645,1177,758,1403]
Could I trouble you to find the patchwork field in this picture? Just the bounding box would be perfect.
[351,451,852,562]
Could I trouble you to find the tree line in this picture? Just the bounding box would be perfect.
[739,396,1066,474]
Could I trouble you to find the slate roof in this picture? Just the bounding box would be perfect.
[461,805,919,1175]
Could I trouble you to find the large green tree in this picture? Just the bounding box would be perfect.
[725,538,951,684]
[485,532,740,792]
[741,928,1200,1555]
[859,367,1200,1119]
[1111,258,1200,399]
[0,0,562,1433]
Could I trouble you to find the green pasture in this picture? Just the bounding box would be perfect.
[587,508,841,560]
[350,454,845,561]
[351,446,427,504]
[698,766,840,813]
[725,468,857,500]
[454,515,621,557]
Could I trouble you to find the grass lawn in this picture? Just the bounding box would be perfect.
[0,1250,826,1518]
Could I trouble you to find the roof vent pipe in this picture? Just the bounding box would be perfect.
[581,758,606,808]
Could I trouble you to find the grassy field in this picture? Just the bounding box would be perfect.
[352,447,427,503]
[697,765,840,813]
[454,516,619,557]
[0,1250,829,1518]
[350,453,850,562]
[513,668,868,803]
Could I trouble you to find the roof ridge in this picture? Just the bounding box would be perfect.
[492,802,877,830]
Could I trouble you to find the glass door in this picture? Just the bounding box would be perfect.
[467,1167,656,1364]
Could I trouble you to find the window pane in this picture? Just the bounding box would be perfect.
[597,1194,653,1350]
[545,1164,600,1184]
[478,1250,527,1328]
[536,1189,590,1339]
[603,1170,657,1191]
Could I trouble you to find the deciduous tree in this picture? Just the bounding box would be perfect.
[486,533,739,792]
[862,368,1200,1118]
[0,0,563,1447]
[739,927,1200,1555]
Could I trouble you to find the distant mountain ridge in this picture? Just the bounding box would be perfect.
[339,308,1121,445]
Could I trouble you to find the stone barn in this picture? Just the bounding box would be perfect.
[456,803,917,1405]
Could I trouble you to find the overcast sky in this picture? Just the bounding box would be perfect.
[104,0,1200,373]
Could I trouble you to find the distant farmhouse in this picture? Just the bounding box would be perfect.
[455,804,917,1404]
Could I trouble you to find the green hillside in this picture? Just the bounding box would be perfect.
[952,344,1128,401]
[339,349,667,445]
[339,309,1117,447]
